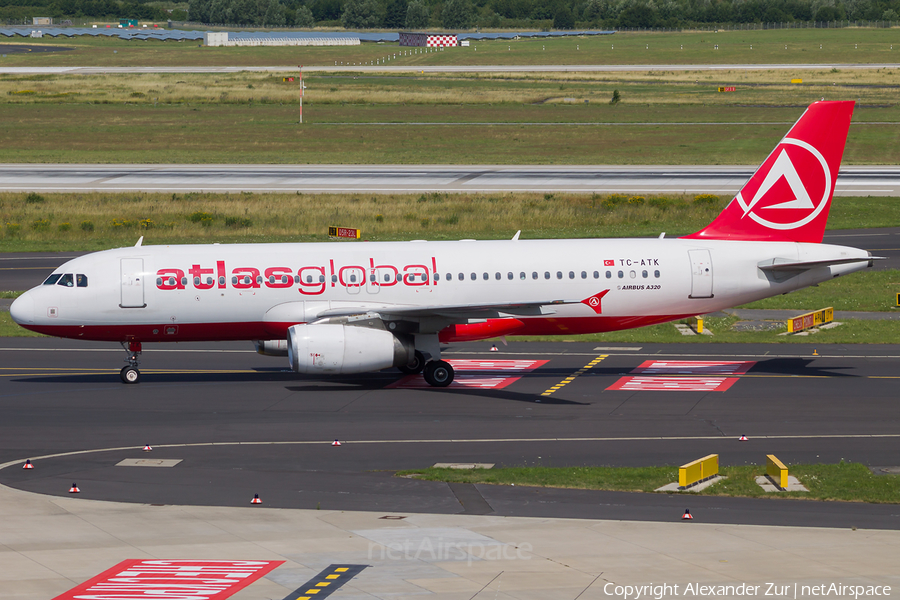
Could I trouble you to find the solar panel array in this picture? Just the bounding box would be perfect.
[0,27,614,43]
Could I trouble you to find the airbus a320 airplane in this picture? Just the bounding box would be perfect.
[10,101,877,386]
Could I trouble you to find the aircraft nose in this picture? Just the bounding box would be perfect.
[9,292,34,325]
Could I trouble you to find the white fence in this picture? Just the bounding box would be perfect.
[204,32,359,46]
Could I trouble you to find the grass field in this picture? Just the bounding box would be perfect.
[399,462,900,503]
[3,192,899,251]
[2,28,900,67]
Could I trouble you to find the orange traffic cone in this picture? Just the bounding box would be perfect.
[332,439,341,447]
[490,344,499,352]
[143,444,152,452]
[682,508,693,520]
[23,460,34,470]
[739,435,748,441]
[69,483,80,494]
[251,494,262,504]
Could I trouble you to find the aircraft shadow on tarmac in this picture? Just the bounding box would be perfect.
[747,358,858,378]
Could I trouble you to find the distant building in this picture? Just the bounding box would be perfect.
[400,32,458,47]
[32,17,52,25]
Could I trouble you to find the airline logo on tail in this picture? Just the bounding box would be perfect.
[685,100,854,244]
[737,138,830,231]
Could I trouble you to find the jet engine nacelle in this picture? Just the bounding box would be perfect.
[287,323,413,374]
[254,339,289,356]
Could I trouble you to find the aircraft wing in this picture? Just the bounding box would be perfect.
[312,290,609,321]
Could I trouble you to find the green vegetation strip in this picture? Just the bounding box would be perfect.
[399,463,900,503]
[3,29,900,68]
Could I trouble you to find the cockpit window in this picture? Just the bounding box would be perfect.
[43,274,62,285]
[57,273,74,287]
[76,274,88,288]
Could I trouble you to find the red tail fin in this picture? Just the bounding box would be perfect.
[685,101,854,243]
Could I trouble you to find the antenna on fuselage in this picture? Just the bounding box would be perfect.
[512,230,521,241]
[135,236,144,247]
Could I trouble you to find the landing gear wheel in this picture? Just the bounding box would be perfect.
[120,366,141,384]
[398,350,426,375]
[423,360,454,387]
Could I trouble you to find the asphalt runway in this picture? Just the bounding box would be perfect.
[0,227,896,294]
[0,44,71,54]
[1,339,899,529]
[2,63,899,74]
[2,164,900,195]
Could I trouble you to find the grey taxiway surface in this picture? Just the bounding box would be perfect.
[1,339,899,530]
[4,164,900,195]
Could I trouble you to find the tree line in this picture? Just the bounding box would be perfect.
[4,0,900,29]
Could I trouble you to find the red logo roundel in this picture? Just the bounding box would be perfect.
[735,138,831,231]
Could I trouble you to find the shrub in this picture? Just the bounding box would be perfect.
[189,211,214,223]
[627,195,645,205]
[374,214,384,222]
[5,222,21,235]
[694,194,720,205]
[25,192,45,204]
[31,218,51,231]
[224,216,252,228]
[80,220,94,232]
[601,194,627,210]
[648,197,672,209]
[58,222,72,232]
[139,219,154,229]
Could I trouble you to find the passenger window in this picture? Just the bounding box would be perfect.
[471,273,477,281]
[307,275,313,283]
[318,275,325,283]
[495,272,501,280]
[556,271,563,279]
[43,274,61,285]
[459,273,464,281]
[434,273,440,281]
[617,271,624,279]
[182,277,188,286]
[57,274,74,287]
[332,275,338,283]
[532,272,538,280]
[654,270,660,278]
[581,271,587,279]
[593,271,599,279]
[76,274,88,288]
[606,271,612,279]
[520,272,526,280]
[293,276,299,284]
[194,277,201,285]
[544,272,550,280]
[350,274,357,283]
[568,271,575,279]
[208,276,215,285]
[629,271,636,279]
[507,272,513,280]
[642,270,648,278]
[232,276,238,285]
[483,272,489,280]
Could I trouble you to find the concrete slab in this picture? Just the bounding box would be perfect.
[755,475,810,492]
[656,475,727,493]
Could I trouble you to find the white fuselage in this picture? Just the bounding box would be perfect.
[11,237,871,343]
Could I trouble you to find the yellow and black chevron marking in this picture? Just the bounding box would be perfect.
[282,564,368,600]
[540,355,609,397]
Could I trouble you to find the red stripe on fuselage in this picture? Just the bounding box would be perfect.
[19,314,691,343]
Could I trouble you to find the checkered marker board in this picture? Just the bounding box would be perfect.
[629,360,756,375]
[607,376,740,392]
[52,560,283,600]
[387,359,548,390]
[427,34,458,47]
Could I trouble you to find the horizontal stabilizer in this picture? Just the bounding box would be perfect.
[758,256,881,272]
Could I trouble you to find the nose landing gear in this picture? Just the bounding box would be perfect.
[120,341,142,384]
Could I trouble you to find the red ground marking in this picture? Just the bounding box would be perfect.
[386,359,548,390]
[606,376,740,392]
[629,360,757,375]
[52,559,283,600]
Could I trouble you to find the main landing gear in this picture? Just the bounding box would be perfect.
[397,350,426,375]
[120,341,142,384]
[423,360,454,387]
